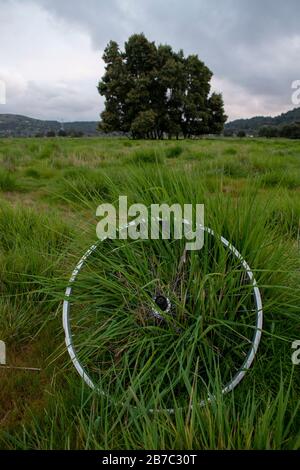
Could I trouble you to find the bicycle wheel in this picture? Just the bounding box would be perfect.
[63,220,263,411]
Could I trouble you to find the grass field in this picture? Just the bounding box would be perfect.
[0,136,300,450]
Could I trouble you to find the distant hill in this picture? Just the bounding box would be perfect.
[0,114,100,137]
[2,108,300,138]
[225,107,300,135]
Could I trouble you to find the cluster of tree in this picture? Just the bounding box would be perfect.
[98,34,227,139]
[57,129,84,137]
[258,122,300,139]
[224,129,247,137]
[38,129,84,138]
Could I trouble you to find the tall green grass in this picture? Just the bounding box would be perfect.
[2,370,299,450]
[0,203,73,343]
[1,137,300,449]
[0,170,18,191]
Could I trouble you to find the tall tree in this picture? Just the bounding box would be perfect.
[181,55,212,138]
[207,92,227,134]
[98,34,227,138]
[98,41,127,132]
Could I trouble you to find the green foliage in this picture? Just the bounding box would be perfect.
[98,34,227,139]
[130,110,157,139]
[207,93,227,134]
[280,123,300,139]
[259,126,279,138]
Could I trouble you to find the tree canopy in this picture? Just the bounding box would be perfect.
[98,34,227,139]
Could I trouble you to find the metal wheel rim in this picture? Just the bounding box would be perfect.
[63,223,263,411]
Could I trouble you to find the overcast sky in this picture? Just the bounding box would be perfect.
[0,0,299,122]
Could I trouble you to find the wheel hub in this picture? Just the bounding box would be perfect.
[150,294,172,320]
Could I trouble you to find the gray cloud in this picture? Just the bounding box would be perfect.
[1,0,300,120]
[2,78,103,121]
